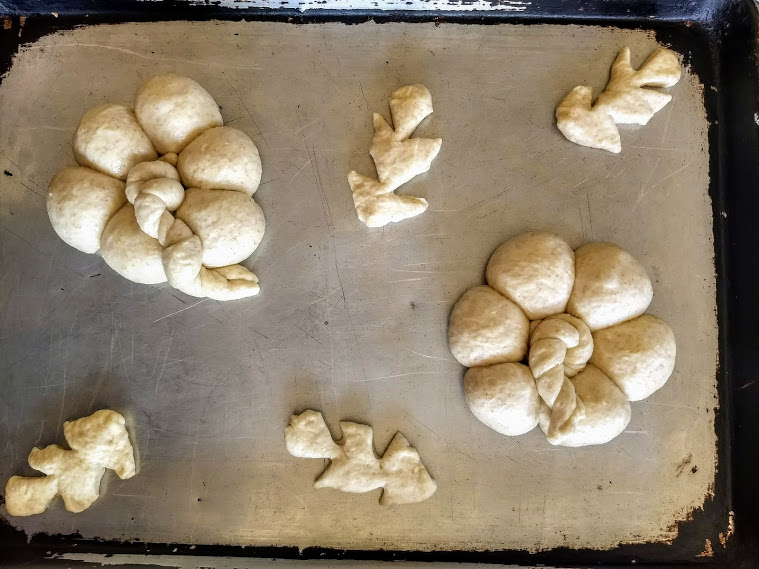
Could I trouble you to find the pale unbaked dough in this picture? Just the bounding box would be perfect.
[465,362,539,436]
[178,127,262,197]
[449,232,676,446]
[568,242,653,332]
[556,47,681,153]
[486,232,575,320]
[448,285,529,368]
[348,84,442,228]
[47,167,127,254]
[134,73,223,154]
[285,410,437,505]
[5,409,135,516]
[100,204,167,284]
[176,188,265,268]
[46,74,266,301]
[126,160,184,243]
[590,314,677,401]
[528,313,593,442]
[539,365,631,447]
[73,104,157,180]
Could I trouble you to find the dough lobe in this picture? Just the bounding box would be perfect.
[449,285,529,367]
[590,314,676,401]
[465,362,539,436]
[47,167,127,254]
[100,204,167,284]
[134,74,223,154]
[539,364,631,447]
[486,232,575,320]
[73,104,157,180]
[176,188,265,268]
[178,127,262,197]
[568,242,653,331]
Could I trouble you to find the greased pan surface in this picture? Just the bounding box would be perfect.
[0,12,740,567]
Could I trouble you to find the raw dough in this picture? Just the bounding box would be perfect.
[47,167,126,254]
[556,47,681,153]
[178,127,262,197]
[100,204,167,284]
[448,285,529,367]
[528,314,593,441]
[73,104,157,180]
[590,314,676,401]
[285,410,437,505]
[449,232,675,446]
[162,219,260,301]
[134,73,223,154]
[126,160,184,242]
[465,362,539,436]
[176,188,265,268]
[348,84,442,228]
[538,365,631,447]
[486,232,575,320]
[46,74,265,301]
[568,242,653,332]
[5,409,136,516]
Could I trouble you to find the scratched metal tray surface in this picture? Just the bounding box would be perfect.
[1,1,758,567]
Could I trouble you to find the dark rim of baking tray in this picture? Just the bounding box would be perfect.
[0,0,757,567]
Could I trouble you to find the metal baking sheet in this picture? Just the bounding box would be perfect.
[0,17,722,559]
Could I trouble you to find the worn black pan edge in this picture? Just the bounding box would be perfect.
[0,0,756,566]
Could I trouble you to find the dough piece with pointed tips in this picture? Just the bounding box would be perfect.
[556,47,681,153]
[5,410,136,516]
[348,84,442,228]
[285,410,437,505]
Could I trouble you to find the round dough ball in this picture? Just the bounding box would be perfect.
[100,204,167,284]
[73,104,157,180]
[539,364,631,447]
[134,74,223,154]
[178,127,262,197]
[47,167,127,254]
[589,314,676,401]
[176,188,265,268]
[486,232,575,320]
[449,285,529,368]
[465,362,539,436]
[567,242,653,332]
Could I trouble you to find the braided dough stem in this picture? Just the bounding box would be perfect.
[162,220,259,301]
[529,314,595,441]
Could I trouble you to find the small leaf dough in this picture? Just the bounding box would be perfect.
[73,104,157,180]
[568,242,653,332]
[178,127,262,197]
[538,365,631,447]
[5,409,136,516]
[100,204,167,284]
[47,167,127,254]
[448,285,529,368]
[590,314,676,401]
[556,47,681,153]
[465,362,540,436]
[348,84,442,228]
[486,232,575,320]
[285,410,437,505]
[135,74,223,154]
[176,188,265,268]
